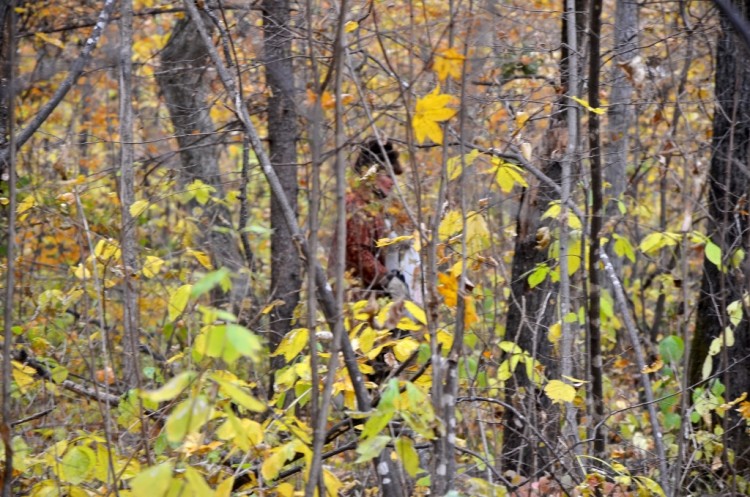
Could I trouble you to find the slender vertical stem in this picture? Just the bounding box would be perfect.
[560,0,579,456]
[587,0,605,460]
[1,5,16,496]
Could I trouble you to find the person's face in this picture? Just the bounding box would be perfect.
[373,173,394,198]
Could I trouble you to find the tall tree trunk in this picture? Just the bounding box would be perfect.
[262,0,301,356]
[691,0,750,475]
[118,0,140,389]
[156,16,250,313]
[501,0,585,476]
[605,0,638,219]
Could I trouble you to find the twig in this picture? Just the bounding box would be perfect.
[10,408,54,427]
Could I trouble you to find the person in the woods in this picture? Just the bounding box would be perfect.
[330,139,410,300]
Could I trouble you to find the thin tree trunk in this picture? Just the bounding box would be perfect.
[586,0,605,461]
[156,16,250,313]
[118,0,140,389]
[262,0,301,358]
[605,0,638,220]
[1,5,16,496]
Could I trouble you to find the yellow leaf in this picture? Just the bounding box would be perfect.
[35,32,65,49]
[186,248,213,270]
[515,111,529,128]
[548,322,561,344]
[463,295,478,328]
[184,179,215,205]
[437,273,458,307]
[404,301,427,325]
[436,329,453,350]
[12,362,36,393]
[95,238,121,263]
[261,299,286,315]
[17,194,36,216]
[571,95,605,114]
[466,211,491,255]
[212,376,267,412]
[261,441,298,481]
[183,467,213,497]
[168,284,193,321]
[215,477,235,497]
[439,210,463,241]
[142,256,164,279]
[324,468,343,497]
[129,199,150,217]
[412,86,457,144]
[433,47,466,81]
[72,263,91,280]
[641,358,663,374]
[446,149,479,181]
[393,337,420,362]
[130,462,173,497]
[276,482,295,497]
[544,379,576,404]
[490,157,528,193]
[272,328,309,362]
[376,234,414,247]
[141,371,196,402]
[344,20,359,32]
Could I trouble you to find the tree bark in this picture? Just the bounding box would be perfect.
[262,0,301,356]
[500,0,585,475]
[605,0,638,218]
[156,16,250,313]
[118,0,140,389]
[691,0,750,475]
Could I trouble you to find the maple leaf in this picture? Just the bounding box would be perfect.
[433,47,466,81]
[437,272,478,328]
[412,86,457,144]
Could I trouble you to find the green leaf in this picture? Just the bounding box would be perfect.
[140,371,196,403]
[395,437,421,477]
[705,241,722,268]
[130,461,174,497]
[527,264,549,289]
[211,376,266,413]
[613,233,636,263]
[701,355,713,381]
[60,446,96,485]
[165,395,212,443]
[658,336,684,363]
[355,435,391,464]
[727,299,743,327]
[225,324,263,362]
[191,268,231,297]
